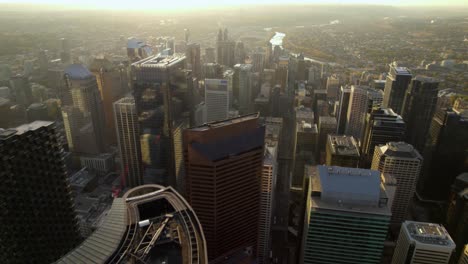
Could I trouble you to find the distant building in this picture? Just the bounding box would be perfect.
[10,74,32,107]
[186,43,202,78]
[293,120,318,187]
[318,116,337,162]
[0,121,80,263]
[401,76,439,153]
[127,37,152,62]
[58,185,207,264]
[65,64,106,153]
[26,102,49,122]
[216,28,235,67]
[205,79,229,122]
[325,135,360,167]
[235,64,253,115]
[345,85,383,141]
[419,107,468,200]
[392,221,455,264]
[383,62,412,115]
[301,166,391,264]
[113,97,143,187]
[205,47,216,63]
[326,75,340,100]
[372,142,422,223]
[336,85,351,134]
[361,108,406,166]
[183,114,265,262]
[80,153,115,176]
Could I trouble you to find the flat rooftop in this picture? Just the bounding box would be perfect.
[328,135,360,156]
[394,67,411,75]
[378,142,422,160]
[0,121,53,139]
[404,221,455,247]
[132,54,185,68]
[190,113,259,131]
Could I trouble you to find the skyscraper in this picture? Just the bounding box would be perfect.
[401,76,439,152]
[114,97,143,188]
[258,143,278,264]
[183,114,265,262]
[204,79,229,122]
[216,28,235,67]
[318,116,337,162]
[301,166,391,264]
[372,142,422,223]
[392,221,455,264]
[10,74,32,107]
[446,173,468,263]
[326,75,340,100]
[0,121,80,263]
[186,43,202,78]
[361,108,406,166]
[345,85,383,141]
[65,64,106,153]
[325,135,360,167]
[234,64,253,115]
[336,85,351,134]
[131,54,190,187]
[90,57,128,145]
[419,107,468,200]
[383,62,412,115]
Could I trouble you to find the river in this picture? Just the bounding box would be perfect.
[269,31,337,66]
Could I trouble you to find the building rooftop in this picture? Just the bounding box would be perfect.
[309,166,390,216]
[234,63,253,71]
[0,121,53,139]
[404,221,455,247]
[378,142,422,160]
[413,75,439,83]
[64,64,93,80]
[328,135,360,157]
[191,113,259,131]
[319,116,337,125]
[132,54,185,69]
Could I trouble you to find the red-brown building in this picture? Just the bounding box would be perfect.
[183,113,265,262]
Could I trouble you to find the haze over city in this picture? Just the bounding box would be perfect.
[0,0,467,264]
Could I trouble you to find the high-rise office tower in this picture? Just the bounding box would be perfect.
[204,79,229,122]
[10,74,32,107]
[26,102,49,122]
[235,64,253,115]
[252,49,266,73]
[127,37,153,62]
[216,28,235,67]
[293,119,318,187]
[58,184,207,264]
[186,43,202,78]
[301,166,391,264]
[113,97,143,188]
[326,135,360,167]
[361,108,406,166]
[90,58,128,145]
[258,143,278,264]
[65,64,106,153]
[401,76,439,153]
[131,54,191,187]
[184,114,265,262]
[383,62,412,115]
[392,221,455,264]
[60,37,72,65]
[205,47,216,63]
[446,173,468,263]
[419,107,468,200]
[326,75,340,100]
[345,85,383,141]
[318,116,337,162]
[336,85,351,134]
[0,121,80,263]
[372,142,422,223]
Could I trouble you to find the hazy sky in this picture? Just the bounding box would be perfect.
[0,0,466,10]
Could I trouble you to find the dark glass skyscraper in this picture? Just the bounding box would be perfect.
[361,108,406,166]
[0,121,80,263]
[401,76,439,153]
[383,62,412,115]
[131,54,191,187]
[419,107,468,200]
